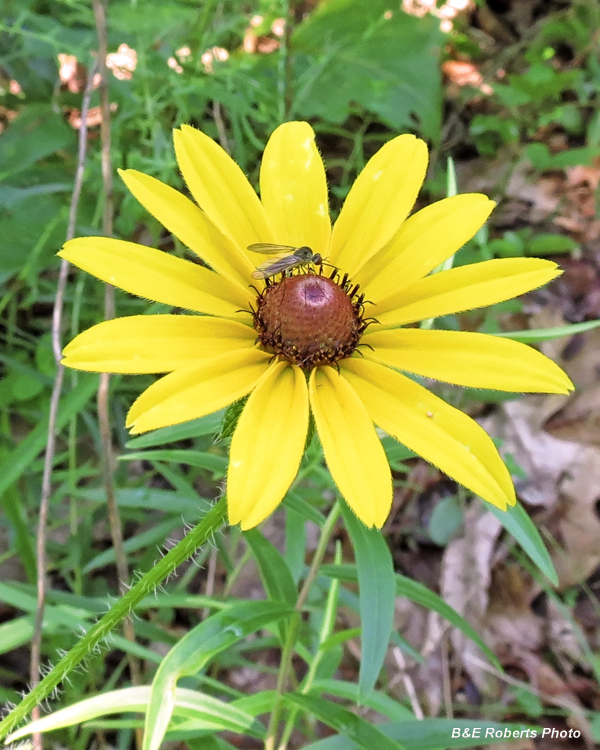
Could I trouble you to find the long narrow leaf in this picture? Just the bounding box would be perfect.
[492,318,600,343]
[284,693,404,750]
[487,504,558,585]
[244,529,298,606]
[144,601,291,750]
[320,564,498,667]
[309,679,412,720]
[341,505,395,700]
[7,687,264,743]
[299,718,539,750]
[121,449,227,474]
[0,377,97,497]
[124,411,224,449]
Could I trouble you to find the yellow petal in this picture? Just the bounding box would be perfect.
[309,367,392,528]
[362,328,573,394]
[126,348,271,434]
[341,358,515,510]
[359,194,495,300]
[329,135,428,276]
[62,315,257,374]
[259,122,331,256]
[59,237,251,319]
[228,362,309,529]
[174,125,274,254]
[119,169,254,290]
[373,258,561,327]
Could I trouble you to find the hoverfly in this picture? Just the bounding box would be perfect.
[248,243,324,280]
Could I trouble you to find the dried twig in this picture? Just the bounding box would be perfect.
[212,100,230,154]
[392,646,425,720]
[29,58,98,750]
[441,634,454,719]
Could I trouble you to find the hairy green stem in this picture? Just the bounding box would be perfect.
[0,497,227,741]
[264,501,341,750]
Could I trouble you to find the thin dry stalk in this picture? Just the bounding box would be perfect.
[29,60,98,750]
[91,1,143,736]
[441,634,453,719]
[212,100,230,153]
[392,646,425,720]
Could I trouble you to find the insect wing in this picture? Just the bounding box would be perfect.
[251,255,303,279]
[248,243,298,255]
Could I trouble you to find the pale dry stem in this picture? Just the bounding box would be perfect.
[29,56,99,750]
[91,5,143,747]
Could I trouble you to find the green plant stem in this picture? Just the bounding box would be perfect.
[264,501,341,750]
[278,541,342,750]
[0,497,228,742]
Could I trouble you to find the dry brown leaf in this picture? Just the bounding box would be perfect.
[554,161,600,243]
[504,160,564,224]
[554,446,600,588]
[438,504,503,695]
[455,148,513,197]
[518,653,593,746]
[544,383,600,444]
[546,598,586,671]
[483,398,578,509]
[486,565,543,660]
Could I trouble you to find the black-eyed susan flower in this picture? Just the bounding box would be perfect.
[60,122,573,530]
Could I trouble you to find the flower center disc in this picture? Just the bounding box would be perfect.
[253,274,364,369]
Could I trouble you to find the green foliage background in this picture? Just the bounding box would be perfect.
[2,0,600,747]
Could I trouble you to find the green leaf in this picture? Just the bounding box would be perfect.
[144,601,291,750]
[589,711,600,741]
[487,503,558,585]
[82,518,184,573]
[6,687,263,744]
[319,627,362,652]
[428,494,463,546]
[588,109,600,147]
[525,142,551,170]
[121,449,227,475]
[341,506,395,700]
[0,377,97,498]
[293,0,442,139]
[78,487,202,515]
[0,499,228,742]
[320,563,499,667]
[394,574,500,667]
[300,718,540,749]
[549,147,600,168]
[284,489,326,526]
[244,529,298,606]
[244,528,298,643]
[219,397,248,440]
[285,507,308,584]
[0,483,36,583]
[0,617,35,654]
[284,693,404,750]
[492,318,600,343]
[525,142,600,170]
[125,411,223,449]
[310,679,412,721]
[0,104,74,179]
[527,233,579,255]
